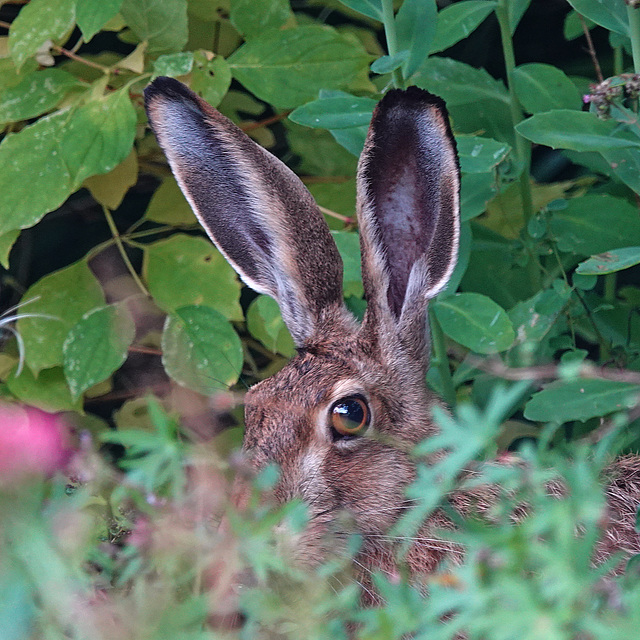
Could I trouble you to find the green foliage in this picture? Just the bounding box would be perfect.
[1,0,640,637]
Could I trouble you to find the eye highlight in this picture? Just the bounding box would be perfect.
[330,396,370,440]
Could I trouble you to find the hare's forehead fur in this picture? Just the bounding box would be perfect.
[242,325,439,471]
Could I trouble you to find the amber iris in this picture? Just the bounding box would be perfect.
[330,396,370,436]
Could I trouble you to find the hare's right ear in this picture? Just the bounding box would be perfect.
[144,77,344,346]
[357,87,460,366]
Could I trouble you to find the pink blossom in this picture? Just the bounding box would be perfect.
[0,405,71,484]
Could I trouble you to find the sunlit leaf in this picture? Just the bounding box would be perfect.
[229,0,294,38]
[246,295,294,357]
[512,63,581,114]
[63,303,136,400]
[120,0,188,53]
[0,69,81,124]
[524,379,639,423]
[434,292,515,354]
[0,86,136,235]
[8,0,75,70]
[17,260,105,374]
[430,1,496,54]
[76,0,124,41]
[576,247,640,275]
[144,234,243,321]
[228,26,371,108]
[162,305,243,395]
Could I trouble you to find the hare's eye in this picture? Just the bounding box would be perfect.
[330,396,370,440]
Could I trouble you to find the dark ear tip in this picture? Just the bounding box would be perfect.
[376,85,448,114]
[144,76,198,107]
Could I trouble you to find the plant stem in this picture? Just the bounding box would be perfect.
[102,205,150,296]
[628,5,640,73]
[614,46,624,76]
[495,0,540,290]
[604,272,617,304]
[381,0,403,88]
[429,309,457,408]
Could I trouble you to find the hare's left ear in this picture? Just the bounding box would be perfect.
[357,87,460,364]
[144,77,346,347]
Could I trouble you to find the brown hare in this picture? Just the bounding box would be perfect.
[144,78,640,593]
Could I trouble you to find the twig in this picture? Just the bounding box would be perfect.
[318,205,355,225]
[51,44,111,73]
[102,205,150,297]
[129,345,162,356]
[465,355,640,386]
[585,403,640,444]
[241,111,291,132]
[578,13,603,83]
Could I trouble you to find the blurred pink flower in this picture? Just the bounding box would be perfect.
[0,404,72,484]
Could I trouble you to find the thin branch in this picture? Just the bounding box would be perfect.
[129,345,162,356]
[318,205,355,225]
[240,111,291,132]
[51,44,111,73]
[102,205,150,297]
[584,403,640,444]
[579,13,604,83]
[465,355,640,386]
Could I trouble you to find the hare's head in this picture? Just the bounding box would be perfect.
[145,79,460,567]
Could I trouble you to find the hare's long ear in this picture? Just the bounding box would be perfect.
[357,87,460,365]
[144,77,344,346]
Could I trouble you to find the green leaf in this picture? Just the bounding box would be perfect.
[0,86,136,236]
[370,51,408,74]
[396,0,437,78]
[524,379,639,423]
[336,0,382,21]
[414,56,509,106]
[564,10,596,40]
[430,0,496,54]
[6,365,82,413]
[600,146,640,195]
[433,292,515,354]
[331,230,363,297]
[76,0,124,41]
[508,280,572,345]
[512,63,581,114]
[460,171,498,221]
[576,247,640,275]
[63,303,135,400]
[0,230,20,269]
[509,0,531,32]
[153,51,194,79]
[17,260,105,374]
[516,110,640,152]
[190,52,232,108]
[550,195,640,256]
[330,125,368,156]
[456,135,510,174]
[162,305,243,395]
[246,295,295,357]
[144,234,243,321]
[227,25,371,109]
[120,0,188,53]
[0,69,81,124]
[229,0,294,38]
[8,0,76,70]
[565,0,629,36]
[414,57,513,144]
[289,95,376,129]
[144,176,197,225]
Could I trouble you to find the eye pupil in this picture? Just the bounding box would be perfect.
[330,396,370,438]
